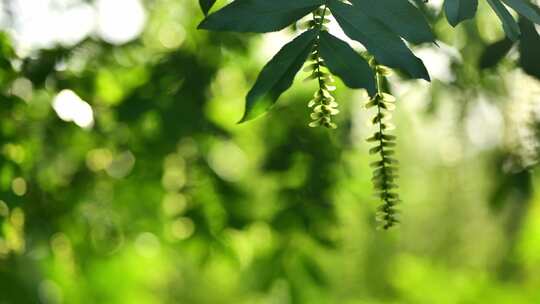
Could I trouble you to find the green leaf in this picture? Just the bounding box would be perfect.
[350,0,436,44]
[444,0,478,27]
[502,0,540,25]
[199,0,217,16]
[519,18,540,79]
[370,161,385,168]
[240,30,318,122]
[382,134,396,141]
[487,0,521,41]
[479,38,515,69]
[367,132,382,142]
[317,31,376,95]
[198,0,325,33]
[369,146,383,154]
[329,0,430,81]
[382,150,396,156]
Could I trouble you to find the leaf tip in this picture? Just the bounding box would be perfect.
[237,115,249,124]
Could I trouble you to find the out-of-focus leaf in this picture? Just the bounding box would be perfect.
[240,30,317,122]
[21,48,69,86]
[490,159,532,212]
[502,0,540,25]
[329,0,430,81]
[350,0,435,44]
[318,31,376,95]
[199,0,217,16]
[301,254,328,286]
[479,38,515,69]
[487,0,521,41]
[519,18,540,79]
[444,0,479,26]
[198,0,325,33]
[0,32,15,84]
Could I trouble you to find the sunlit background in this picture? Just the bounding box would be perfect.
[1,0,540,303]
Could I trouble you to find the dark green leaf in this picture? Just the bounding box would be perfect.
[367,132,382,142]
[369,146,383,154]
[365,100,380,108]
[318,31,376,95]
[351,0,436,44]
[444,0,478,27]
[519,18,540,79]
[377,204,399,213]
[329,0,430,81]
[382,134,397,141]
[502,0,540,25]
[372,173,398,181]
[199,0,217,16]
[370,161,385,168]
[198,0,325,33]
[383,157,399,164]
[301,255,328,286]
[488,0,521,41]
[382,151,396,157]
[371,112,386,123]
[240,30,318,122]
[479,38,515,69]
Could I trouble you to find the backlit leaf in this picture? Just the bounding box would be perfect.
[198,0,326,33]
[240,30,318,122]
[199,0,217,16]
[329,0,430,81]
[444,0,478,26]
[351,0,436,44]
[502,0,540,25]
[487,0,521,41]
[318,31,376,95]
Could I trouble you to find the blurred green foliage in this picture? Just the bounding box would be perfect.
[1,1,540,303]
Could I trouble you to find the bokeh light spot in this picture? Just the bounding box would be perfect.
[158,23,186,49]
[52,90,94,129]
[135,232,161,258]
[106,151,136,179]
[207,141,247,182]
[162,192,187,217]
[0,200,9,217]
[170,217,195,240]
[86,148,113,172]
[12,177,27,196]
[96,0,146,45]
[38,280,63,304]
[50,233,72,258]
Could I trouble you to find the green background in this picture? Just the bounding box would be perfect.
[1,0,540,303]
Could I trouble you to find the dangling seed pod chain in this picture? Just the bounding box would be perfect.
[304,6,340,129]
[366,60,401,229]
[302,7,402,228]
